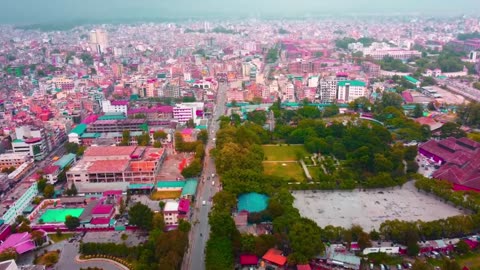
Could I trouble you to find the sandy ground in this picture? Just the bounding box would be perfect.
[434,86,465,104]
[156,149,193,180]
[292,181,464,231]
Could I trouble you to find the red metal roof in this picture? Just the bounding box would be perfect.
[297,264,312,270]
[262,248,287,266]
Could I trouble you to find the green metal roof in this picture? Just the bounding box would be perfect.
[130,94,139,101]
[181,180,198,197]
[13,139,24,143]
[98,114,126,120]
[157,181,186,188]
[128,183,154,189]
[80,133,101,139]
[404,76,419,84]
[70,123,87,135]
[54,153,76,169]
[338,80,366,87]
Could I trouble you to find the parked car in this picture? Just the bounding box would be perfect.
[397,264,402,270]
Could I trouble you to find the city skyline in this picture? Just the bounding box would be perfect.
[1,0,480,24]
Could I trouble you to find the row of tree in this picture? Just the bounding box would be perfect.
[175,130,208,178]
[79,202,190,270]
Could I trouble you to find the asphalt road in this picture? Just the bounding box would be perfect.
[183,83,228,270]
[55,243,124,270]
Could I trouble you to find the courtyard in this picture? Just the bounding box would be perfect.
[292,181,465,231]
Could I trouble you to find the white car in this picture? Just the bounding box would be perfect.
[202,200,206,206]
[212,181,215,185]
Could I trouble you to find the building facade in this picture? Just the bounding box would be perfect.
[337,81,367,103]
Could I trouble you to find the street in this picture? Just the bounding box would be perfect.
[183,82,228,270]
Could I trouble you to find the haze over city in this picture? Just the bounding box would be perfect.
[1,0,480,24]
[1,0,480,269]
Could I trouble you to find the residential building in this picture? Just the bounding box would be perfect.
[0,182,38,224]
[87,119,147,133]
[319,77,338,102]
[43,165,60,184]
[0,259,19,270]
[90,29,109,54]
[68,123,88,144]
[337,80,367,103]
[12,126,49,161]
[0,153,30,169]
[163,199,189,226]
[101,100,128,114]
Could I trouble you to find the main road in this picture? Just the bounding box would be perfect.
[183,82,228,270]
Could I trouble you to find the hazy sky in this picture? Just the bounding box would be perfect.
[1,0,479,24]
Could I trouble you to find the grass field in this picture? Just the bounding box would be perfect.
[49,233,74,243]
[459,253,480,270]
[262,145,308,161]
[263,162,305,181]
[150,190,182,200]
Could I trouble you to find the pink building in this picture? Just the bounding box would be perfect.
[0,230,47,254]
[227,89,245,102]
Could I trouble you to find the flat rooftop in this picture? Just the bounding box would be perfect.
[293,181,464,231]
[84,146,137,157]
[39,208,84,223]
[87,160,130,174]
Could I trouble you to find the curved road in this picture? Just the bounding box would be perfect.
[183,83,228,270]
[55,243,125,270]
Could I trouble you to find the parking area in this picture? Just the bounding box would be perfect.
[82,230,147,247]
[293,181,465,231]
[417,154,439,178]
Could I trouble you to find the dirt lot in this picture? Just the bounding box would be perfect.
[292,181,465,231]
[156,150,193,180]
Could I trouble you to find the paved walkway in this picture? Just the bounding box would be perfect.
[76,256,129,270]
[299,159,312,181]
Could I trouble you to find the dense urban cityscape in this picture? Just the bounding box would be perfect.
[0,5,480,270]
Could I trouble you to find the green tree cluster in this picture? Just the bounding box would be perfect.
[378,56,409,72]
[456,101,480,129]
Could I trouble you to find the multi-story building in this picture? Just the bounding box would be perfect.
[101,100,128,114]
[127,106,173,126]
[67,146,167,194]
[87,119,147,133]
[0,153,30,169]
[89,29,109,54]
[163,199,190,226]
[12,126,49,161]
[0,182,38,224]
[337,81,367,103]
[318,77,338,103]
[173,102,204,125]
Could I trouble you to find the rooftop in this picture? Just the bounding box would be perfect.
[84,146,137,157]
[87,160,130,173]
[262,248,287,266]
[164,201,179,212]
[54,153,76,169]
[338,80,366,87]
[70,123,88,135]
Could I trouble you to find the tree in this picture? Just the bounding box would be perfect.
[455,239,470,254]
[42,252,59,267]
[17,222,32,233]
[128,203,153,230]
[31,230,46,246]
[323,105,340,117]
[153,141,162,148]
[241,234,256,253]
[37,178,47,193]
[186,119,196,128]
[198,130,209,144]
[288,218,325,264]
[43,184,55,198]
[158,201,166,212]
[64,215,80,230]
[381,92,404,110]
[66,183,78,196]
[442,259,461,270]
[153,130,168,140]
[413,104,424,118]
[0,248,17,262]
[181,158,202,178]
[440,122,466,138]
[65,142,80,154]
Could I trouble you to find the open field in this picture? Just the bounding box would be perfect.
[262,144,307,161]
[292,181,465,231]
[459,253,480,270]
[263,162,305,181]
[150,190,181,200]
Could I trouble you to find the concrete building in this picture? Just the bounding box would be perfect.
[87,119,147,133]
[0,259,19,270]
[12,126,49,161]
[164,199,190,226]
[0,153,30,169]
[67,146,166,194]
[0,182,38,224]
[337,81,367,103]
[319,77,338,102]
[173,102,204,125]
[101,100,128,114]
[89,29,109,54]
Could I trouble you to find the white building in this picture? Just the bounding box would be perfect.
[12,126,49,161]
[0,153,30,169]
[101,100,128,114]
[308,76,319,88]
[173,102,204,125]
[337,80,367,103]
[89,29,109,54]
[164,201,179,226]
[319,77,338,102]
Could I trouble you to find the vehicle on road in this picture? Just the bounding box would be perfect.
[212,181,215,185]
[202,200,206,206]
